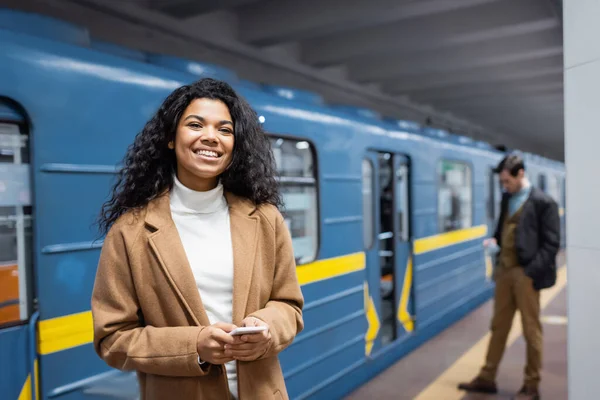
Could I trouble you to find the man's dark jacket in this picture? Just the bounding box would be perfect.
[494,186,561,290]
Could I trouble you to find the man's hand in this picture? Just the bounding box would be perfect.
[483,238,497,248]
[224,317,271,362]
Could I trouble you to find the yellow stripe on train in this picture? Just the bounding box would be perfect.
[38,252,366,355]
[37,225,489,355]
[397,256,414,333]
[296,252,365,285]
[38,311,93,355]
[17,359,39,400]
[413,225,487,255]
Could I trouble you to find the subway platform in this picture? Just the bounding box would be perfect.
[346,253,567,400]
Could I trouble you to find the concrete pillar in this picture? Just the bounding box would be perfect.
[564,2,600,399]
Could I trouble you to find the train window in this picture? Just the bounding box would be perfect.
[437,160,472,232]
[538,174,547,192]
[270,137,318,265]
[486,168,495,226]
[396,164,409,241]
[0,122,32,327]
[562,177,566,208]
[362,159,374,249]
[547,175,561,203]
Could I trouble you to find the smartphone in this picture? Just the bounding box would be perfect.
[229,326,267,336]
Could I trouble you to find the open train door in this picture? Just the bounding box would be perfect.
[0,102,37,400]
[392,155,414,339]
[363,151,414,357]
[485,167,502,280]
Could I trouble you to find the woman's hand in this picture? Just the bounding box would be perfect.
[224,317,271,362]
[196,322,237,365]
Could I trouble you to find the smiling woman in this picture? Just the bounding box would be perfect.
[97,78,283,235]
[92,78,304,400]
[170,98,235,191]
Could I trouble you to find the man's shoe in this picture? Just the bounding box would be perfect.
[457,377,498,393]
[513,385,540,400]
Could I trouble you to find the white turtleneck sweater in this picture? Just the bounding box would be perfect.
[169,176,238,399]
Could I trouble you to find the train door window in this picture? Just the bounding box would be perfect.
[0,122,33,327]
[437,160,472,232]
[269,137,318,265]
[547,174,560,203]
[396,163,409,242]
[557,175,563,207]
[377,152,395,346]
[486,168,495,228]
[562,177,566,209]
[362,159,374,249]
[538,173,547,193]
[494,174,502,222]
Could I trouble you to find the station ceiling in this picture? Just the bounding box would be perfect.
[3,0,564,160]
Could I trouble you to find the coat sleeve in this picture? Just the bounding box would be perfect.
[91,227,210,377]
[248,213,304,359]
[524,198,560,281]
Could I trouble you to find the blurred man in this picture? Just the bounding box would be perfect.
[458,154,560,400]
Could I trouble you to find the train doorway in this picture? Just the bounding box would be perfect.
[0,100,36,400]
[363,151,413,355]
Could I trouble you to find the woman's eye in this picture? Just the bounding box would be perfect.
[189,123,201,129]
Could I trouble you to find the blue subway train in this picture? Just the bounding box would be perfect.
[0,8,566,400]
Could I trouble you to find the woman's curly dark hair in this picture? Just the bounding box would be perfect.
[98,78,282,235]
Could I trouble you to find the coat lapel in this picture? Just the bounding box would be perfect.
[145,194,210,327]
[226,192,259,325]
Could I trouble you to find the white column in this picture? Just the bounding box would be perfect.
[564,1,600,398]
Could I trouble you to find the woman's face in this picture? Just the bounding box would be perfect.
[172,98,235,191]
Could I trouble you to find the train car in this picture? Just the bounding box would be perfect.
[0,8,566,400]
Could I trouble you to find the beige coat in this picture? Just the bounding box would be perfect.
[91,191,304,400]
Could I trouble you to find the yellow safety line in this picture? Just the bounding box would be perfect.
[415,265,567,400]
